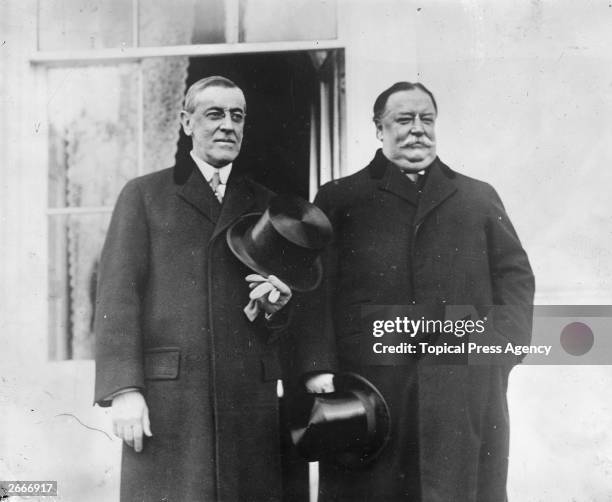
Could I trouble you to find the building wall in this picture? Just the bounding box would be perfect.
[1,1,611,500]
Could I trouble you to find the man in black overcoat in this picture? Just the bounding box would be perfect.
[94,76,332,501]
[293,82,535,501]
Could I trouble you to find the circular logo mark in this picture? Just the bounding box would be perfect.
[560,322,594,356]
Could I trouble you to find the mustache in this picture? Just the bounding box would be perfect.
[405,136,434,147]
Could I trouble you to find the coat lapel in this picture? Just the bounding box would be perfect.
[378,161,420,206]
[210,173,258,242]
[414,158,457,225]
[368,150,458,224]
[176,156,222,225]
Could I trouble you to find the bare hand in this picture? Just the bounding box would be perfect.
[246,274,292,316]
[304,373,335,394]
[112,391,152,452]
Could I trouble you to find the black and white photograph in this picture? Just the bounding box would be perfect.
[1,0,612,500]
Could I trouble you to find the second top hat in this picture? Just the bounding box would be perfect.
[226,195,333,292]
[289,372,391,469]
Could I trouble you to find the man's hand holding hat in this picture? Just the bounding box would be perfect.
[304,372,335,394]
[244,273,292,320]
[229,195,332,323]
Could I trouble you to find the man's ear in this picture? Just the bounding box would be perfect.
[375,122,383,142]
[180,110,192,136]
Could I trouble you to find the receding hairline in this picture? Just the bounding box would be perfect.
[373,82,438,124]
[383,89,436,115]
[183,76,246,113]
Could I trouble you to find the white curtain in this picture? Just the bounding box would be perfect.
[56,1,196,358]
[49,63,140,360]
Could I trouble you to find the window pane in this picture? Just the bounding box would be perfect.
[192,0,226,44]
[48,213,111,360]
[240,0,337,43]
[38,0,133,51]
[138,0,219,46]
[47,65,139,208]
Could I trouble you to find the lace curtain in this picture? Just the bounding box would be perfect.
[50,1,195,359]
[64,68,139,358]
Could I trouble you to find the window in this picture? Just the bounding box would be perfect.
[37,0,336,49]
[37,0,345,359]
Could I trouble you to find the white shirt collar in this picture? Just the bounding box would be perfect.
[190,151,233,184]
[404,170,425,182]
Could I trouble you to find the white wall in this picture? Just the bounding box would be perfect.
[339,0,417,170]
[0,1,48,361]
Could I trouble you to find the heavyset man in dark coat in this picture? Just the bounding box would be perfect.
[294,82,535,501]
[94,76,328,501]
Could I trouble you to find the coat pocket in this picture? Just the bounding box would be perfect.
[144,347,181,380]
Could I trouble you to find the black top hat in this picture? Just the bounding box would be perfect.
[226,195,333,292]
[289,373,391,469]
